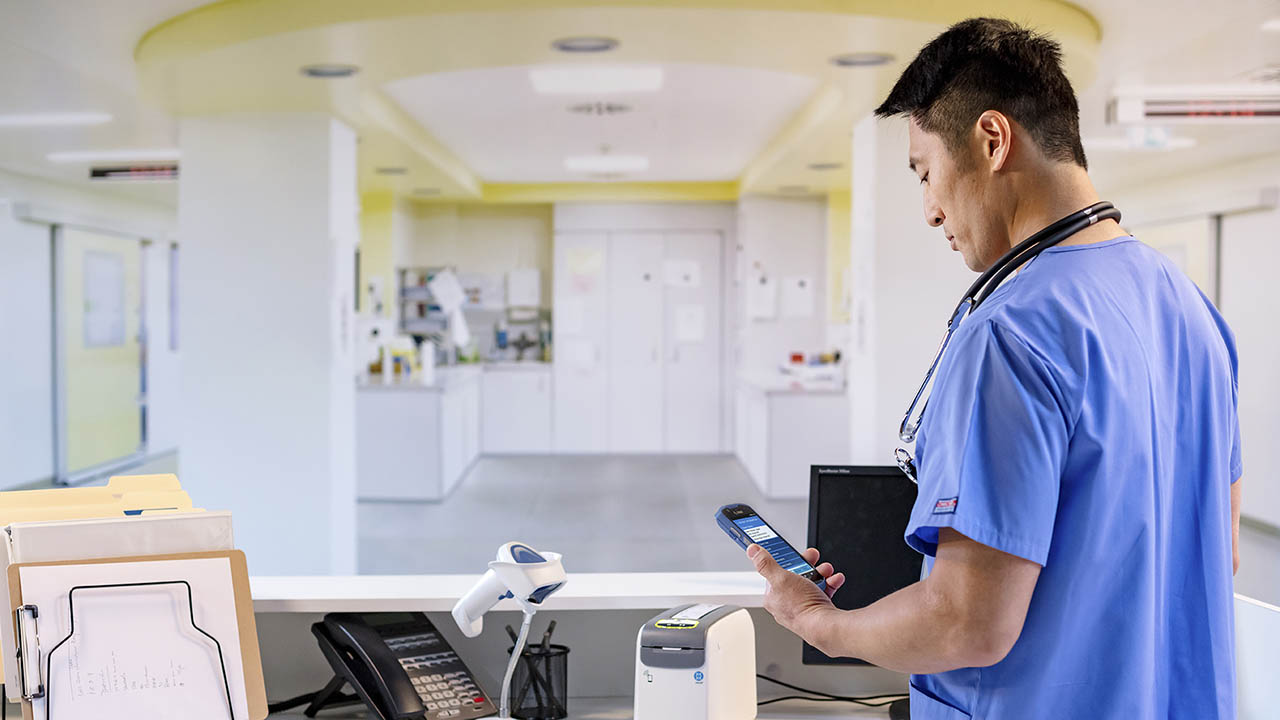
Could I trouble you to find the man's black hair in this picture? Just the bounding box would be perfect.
[875,17,1088,169]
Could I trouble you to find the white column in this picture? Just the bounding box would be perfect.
[847,114,973,464]
[178,113,358,574]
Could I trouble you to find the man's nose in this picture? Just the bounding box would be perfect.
[924,196,944,228]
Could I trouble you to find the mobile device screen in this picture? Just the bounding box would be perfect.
[732,515,818,577]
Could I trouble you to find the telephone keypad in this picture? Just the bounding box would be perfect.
[377,619,495,719]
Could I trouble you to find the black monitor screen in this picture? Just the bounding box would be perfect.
[803,465,923,665]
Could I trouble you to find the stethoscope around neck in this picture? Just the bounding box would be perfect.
[894,201,1123,483]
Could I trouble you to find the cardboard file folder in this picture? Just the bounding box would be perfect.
[7,550,267,720]
[0,512,236,696]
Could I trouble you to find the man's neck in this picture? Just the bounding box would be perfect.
[1007,164,1123,249]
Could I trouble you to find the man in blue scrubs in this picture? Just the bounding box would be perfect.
[749,18,1242,718]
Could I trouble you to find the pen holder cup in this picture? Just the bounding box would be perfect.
[506,643,569,720]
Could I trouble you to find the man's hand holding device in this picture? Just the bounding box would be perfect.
[716,503,847,652]
[748,544,846,653]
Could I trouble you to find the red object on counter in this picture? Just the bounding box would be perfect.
[789,352,805,364]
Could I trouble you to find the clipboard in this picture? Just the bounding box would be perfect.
[7,550,267,720]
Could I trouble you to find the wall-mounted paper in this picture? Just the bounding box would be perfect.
[663,260,701,288]
[449,308,471,347]
[781,275,815,318]
[674,304,706,343]
[566,247,604,294]
[506,269,541,307]
[746,273,777,320]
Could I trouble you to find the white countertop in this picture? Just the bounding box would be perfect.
[483,361,551,372]
[357,365,483,392]
[738,372,846,396]
[250,571,765,613]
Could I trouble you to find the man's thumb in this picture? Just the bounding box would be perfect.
[748,545,781,577]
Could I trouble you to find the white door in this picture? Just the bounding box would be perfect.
[608,233,664,452]
[663,231,722,452]
[553,233,610,452]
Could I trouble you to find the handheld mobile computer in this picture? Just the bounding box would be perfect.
[716,503,826,589]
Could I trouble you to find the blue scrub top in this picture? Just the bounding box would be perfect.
[906,236,1241,720]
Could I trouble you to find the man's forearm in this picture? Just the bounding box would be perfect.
[799,578,992,675]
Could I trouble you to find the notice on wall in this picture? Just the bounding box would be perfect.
[566,247,604,294]
[663,259,701,288]
[746,272,777,320]
[674,304,706,343]
[781,275,815,318]
[83,250,126,347]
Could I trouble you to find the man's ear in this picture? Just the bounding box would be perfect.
[976,110,1012,173]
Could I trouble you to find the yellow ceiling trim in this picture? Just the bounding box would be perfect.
[361,190,395,213]
[739,85,846,194]
[136,0,1100,65]
[359,90,481,197]
[443,181,742,204]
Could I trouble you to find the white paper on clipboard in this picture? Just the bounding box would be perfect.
[20,557,250,720]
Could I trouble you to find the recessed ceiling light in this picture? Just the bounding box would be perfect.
[808,162,844,171]
[412,188,442,196]
[565,154,649,173]
[47,148,181,164]
[552,36,619,53]
[0,112,112,128]
[375,167,408,175]
[830,52,894,68]
[301,64,360,78]
[568,102,632,116]
[531,66,663,95]
[779,185,810,193]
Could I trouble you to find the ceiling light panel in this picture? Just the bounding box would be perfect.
[531,66,663,95]
[564,154,649,172]
[0,112,112,127]
[552,36,619,53]
[47,148,181,164]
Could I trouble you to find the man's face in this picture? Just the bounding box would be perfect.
[906,119,1007,272]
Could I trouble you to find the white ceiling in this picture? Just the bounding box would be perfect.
[0,1,1277,204]
[384,63,818,183]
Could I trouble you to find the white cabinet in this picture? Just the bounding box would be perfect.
[554,230,723,454]
[733,377,850,498]
[482,366,552,454]
[356,368,482,501]
[553,233,611,453]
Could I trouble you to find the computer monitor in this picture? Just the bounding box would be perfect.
[803,465,923,665]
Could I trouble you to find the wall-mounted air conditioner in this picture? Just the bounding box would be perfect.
[1108,84,1280,125]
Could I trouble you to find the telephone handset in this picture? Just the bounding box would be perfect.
[310,611,497,720]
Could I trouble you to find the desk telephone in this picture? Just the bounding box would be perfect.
[310,611,497,720]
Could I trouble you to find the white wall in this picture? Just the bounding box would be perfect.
[407,203,554,306]
[1106,152,1280,529]
[847,114,974,464]
[735,195,829,375]
[0,169,177,487]
[178,113,357,574]
[144,241,181,454]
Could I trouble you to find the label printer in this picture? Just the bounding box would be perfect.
[634,603,757,720]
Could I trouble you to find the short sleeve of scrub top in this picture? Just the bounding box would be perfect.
[905,318,1074,565]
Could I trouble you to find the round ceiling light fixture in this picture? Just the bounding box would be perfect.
[375,167,408,175]
[552,36,619,53]
[301,64,360,78]
[830,52,894,68]
[808,162,844,171]
[779,185,810,194]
